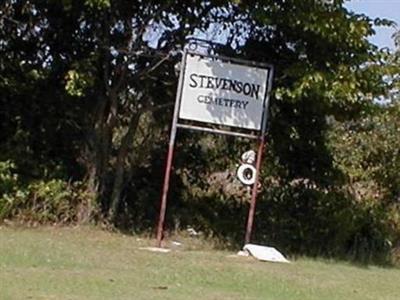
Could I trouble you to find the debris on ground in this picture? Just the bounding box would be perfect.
[240,244,290,263]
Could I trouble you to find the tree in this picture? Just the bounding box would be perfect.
[1,0,394,241]
[0,1,85,179]
[1,0,230,220]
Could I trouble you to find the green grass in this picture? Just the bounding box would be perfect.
[1,226,399,300]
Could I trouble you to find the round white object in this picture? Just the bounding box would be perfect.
[237,164,257,185]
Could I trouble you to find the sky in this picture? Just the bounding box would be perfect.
[345,0,400,50]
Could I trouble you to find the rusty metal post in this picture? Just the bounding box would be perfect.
[244,65,273,245]
[156,50,187,248]
[244,136,265,244]
[156,140,176,247]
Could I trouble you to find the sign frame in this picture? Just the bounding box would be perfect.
[156,47,274,247]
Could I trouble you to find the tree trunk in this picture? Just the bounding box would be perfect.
[108,111,142,221]
[84,89,112,209]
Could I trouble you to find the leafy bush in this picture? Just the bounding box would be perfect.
[251,185,393,264]
[1,162,95,225]
[11,180,95,225]
[0,160,21,218]
[0,160,18,194]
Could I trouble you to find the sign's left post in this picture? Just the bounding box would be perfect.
[156,50,187,248]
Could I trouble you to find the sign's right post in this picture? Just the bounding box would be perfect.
[244,134,265,244]
[244,63,273,245]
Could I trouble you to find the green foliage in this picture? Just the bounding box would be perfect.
[0,160,20,218]
[1,174,95,225]
[0,160,18,197]
[84,0,110,9]
[253,185,392,263]
[324,103,400,263]
[330,104,400,201]
[65,70,95,97]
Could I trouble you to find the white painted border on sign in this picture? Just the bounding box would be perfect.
[178,54,270,130]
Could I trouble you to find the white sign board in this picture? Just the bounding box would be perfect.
[179,54,270,130]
